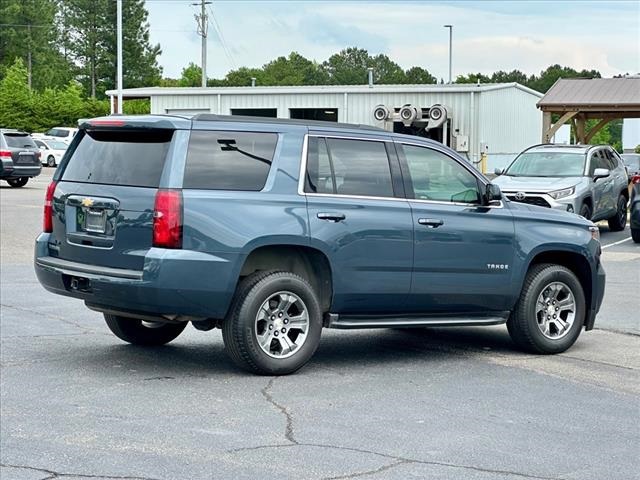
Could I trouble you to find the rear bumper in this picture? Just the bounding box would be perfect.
[34,233,239,319]
[584,261,606,331]
[1,164,42,178]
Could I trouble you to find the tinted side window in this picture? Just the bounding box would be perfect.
[305,137,334,194]
[401,144,480,203]
[62,130,172,187]
[184,131,277,191]
[326,138,394,197]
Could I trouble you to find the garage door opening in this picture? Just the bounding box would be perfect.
[230,108,277,118]
[290,108,338,122]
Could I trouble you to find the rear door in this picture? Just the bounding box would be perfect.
[51,127,176,271]
[304,134,413,314]
[396,142,516,314]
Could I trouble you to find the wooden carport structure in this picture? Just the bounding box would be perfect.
[538,77,640,143]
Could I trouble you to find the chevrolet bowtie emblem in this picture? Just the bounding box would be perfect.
[81,197,94,208]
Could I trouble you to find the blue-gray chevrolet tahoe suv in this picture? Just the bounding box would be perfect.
[34,115,606,375]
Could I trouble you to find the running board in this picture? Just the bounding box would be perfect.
[324,312,509,329]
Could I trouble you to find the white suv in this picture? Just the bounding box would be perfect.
[45,127,78,145]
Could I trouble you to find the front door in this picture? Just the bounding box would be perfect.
[396,142,516,314]
[303,135,413,314]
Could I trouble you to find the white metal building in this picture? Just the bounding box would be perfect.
[106,83,543,169]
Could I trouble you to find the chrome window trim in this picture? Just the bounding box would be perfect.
[297,133,504,208]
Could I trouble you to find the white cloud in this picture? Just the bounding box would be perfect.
[146,0,640,80]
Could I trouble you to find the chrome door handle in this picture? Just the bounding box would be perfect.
[418,218,444,228]
[317,212,346,222]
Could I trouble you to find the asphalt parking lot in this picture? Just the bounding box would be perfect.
[1,169,638,480]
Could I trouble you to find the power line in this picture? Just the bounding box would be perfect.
[207,4,236,70]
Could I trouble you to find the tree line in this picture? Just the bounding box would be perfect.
[0,0,621,148]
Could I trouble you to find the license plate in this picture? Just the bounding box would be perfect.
[84,209,106,233]
[17,153,34,164]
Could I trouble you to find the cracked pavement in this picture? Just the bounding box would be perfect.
[2,170,639,479]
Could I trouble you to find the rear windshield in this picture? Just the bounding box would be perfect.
[3,133,36,148]
[62,130,173,187]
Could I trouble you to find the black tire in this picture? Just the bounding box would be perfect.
[104,314,187,346]
[579,203,592,220]
[507,263,586,354]
[632,228,640,243]
[607,194,627,231]
[47,155,56,167]
[222,271,323,375]
[7,177,28,188]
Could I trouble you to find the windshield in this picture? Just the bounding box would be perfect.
[505,151,585,177]
[45,140,68,150]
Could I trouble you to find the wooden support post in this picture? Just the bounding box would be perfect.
[576,115,586,144]
[542,112,552,143]
[543,111,578,143]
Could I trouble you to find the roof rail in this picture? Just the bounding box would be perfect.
[191,114,384,131]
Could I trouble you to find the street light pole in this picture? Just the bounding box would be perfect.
[444,24,453,84]
[116,0,123,113]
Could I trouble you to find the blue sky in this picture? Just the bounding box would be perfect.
[146,0,640,80]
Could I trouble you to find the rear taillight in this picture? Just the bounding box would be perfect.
[43,181,57,233]
[0,150,11,160]
[152,189,183,249]
[632,175,640,185]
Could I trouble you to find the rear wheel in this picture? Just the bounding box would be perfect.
[607,195,627,231]
[579,203,592,220]
[104,314,187,346]
[507,264,585,354]
[7,177,28,188]
[222,271,322,375]
[47,155,56,167]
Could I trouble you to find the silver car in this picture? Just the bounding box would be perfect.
[494,144,629,231]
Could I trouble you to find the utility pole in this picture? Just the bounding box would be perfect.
[444,24,453,84]
[117,0,123,113]
[193,0,212,87]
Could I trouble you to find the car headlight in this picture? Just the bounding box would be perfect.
[549,186,575,200]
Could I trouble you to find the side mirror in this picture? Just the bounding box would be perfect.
[39,145,46,150]
[593,168,610,181]
[494,167,504,176]
[485,183,502,205]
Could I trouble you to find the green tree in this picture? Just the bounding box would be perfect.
[321,47,371,85]
[178,63,203,87]
[0,0,72,90]
[0,59,34,130]
[403,66,437,84]
[261,52,327,86]
[528,64,601,93]
[455,72,491,84]
[62,0,161,98]
[369,54,405,84]
[491,70,530,85]
[224,66,264,86]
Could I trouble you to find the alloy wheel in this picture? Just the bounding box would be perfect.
[535,282,576,340]
[254,291,309,358]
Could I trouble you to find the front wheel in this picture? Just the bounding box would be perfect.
[579,203,592,220]
[222,271,323,375]
[507,264,585,354]
[104,314,187,346]
[632,228,640,243]
[607,195,627,231]
[7,177,28,188]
